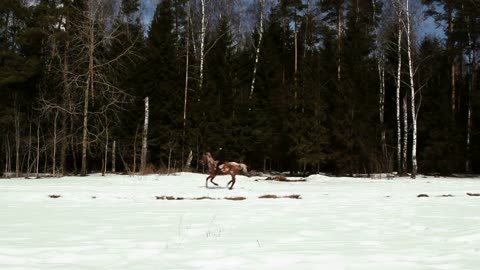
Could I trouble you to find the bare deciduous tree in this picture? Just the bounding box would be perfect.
[64,0,136,176]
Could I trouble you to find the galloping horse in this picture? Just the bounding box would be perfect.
[202,152,249,189]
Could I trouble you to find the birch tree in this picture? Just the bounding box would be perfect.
[394,0,403,174]
[140,97,149,174]
[249,0,265,99]
[405,0,418,178]
[199,0,206,91]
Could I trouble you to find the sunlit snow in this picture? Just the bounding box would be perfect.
[1,173,479,269]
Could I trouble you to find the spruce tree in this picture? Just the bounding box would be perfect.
[141,0,182,167]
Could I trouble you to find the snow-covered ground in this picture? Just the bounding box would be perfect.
[1,173,480,270]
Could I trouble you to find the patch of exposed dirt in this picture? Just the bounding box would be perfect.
[259,194,302,199]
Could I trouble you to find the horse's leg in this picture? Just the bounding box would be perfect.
[210,174,219,186]
[206,175,211,187]
[227,174,236,190]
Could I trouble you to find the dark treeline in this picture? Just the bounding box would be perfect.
[1,0,479,177]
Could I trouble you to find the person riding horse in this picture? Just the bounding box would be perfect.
[202,150,249,189]
[214,147,226,171]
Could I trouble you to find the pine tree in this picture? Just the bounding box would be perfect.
[326,0,379,174]
[141,0,183,167]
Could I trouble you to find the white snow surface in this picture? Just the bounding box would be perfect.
[1,173,480,269]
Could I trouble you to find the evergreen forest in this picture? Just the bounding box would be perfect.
[1,0,479,177]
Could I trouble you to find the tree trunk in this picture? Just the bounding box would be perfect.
[53,110,58,176]
[27,121,32,178]
[133,125,139,173]
[337,0,343,82]
[395,3,403,174]
[140,97,149,173]
[446,2,456,116]
[185,150,193,171]
[402,95,408,174]
[199,0,206,91]
[183,1,190,167]
[81,17,95,176]
[112,140,116,173]
[466,71,472,173]
[103,125,109,176]
[60,115,67,176]
[81,82,90,176]
[60,12,71,176]
[71,117,78,175]
[5,134,11,176]
[15,107,20,177]
[405,0,417,178]
[373,0,387,172]
[378,55,387,171]
[36,121,40,179]
[465,13,474,173]
[249,0,264,99]
[44,142,48,175]
[168,146,172,175]
[294,30,298,104]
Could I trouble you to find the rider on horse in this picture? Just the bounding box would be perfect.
[214,147,226,171]
[202,149,249,189]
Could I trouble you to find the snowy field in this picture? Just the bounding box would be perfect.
[1,173,480,270]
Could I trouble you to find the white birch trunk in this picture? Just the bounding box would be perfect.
[185,150,193,170]
[140,97,149,173]
[199,0,206,91]
[249,0,264,99]
[395,2,403,174]
[405,0,417,179]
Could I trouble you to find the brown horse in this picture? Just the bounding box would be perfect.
[202,152,249,189]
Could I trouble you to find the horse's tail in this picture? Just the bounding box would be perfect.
[240,163,250,177]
